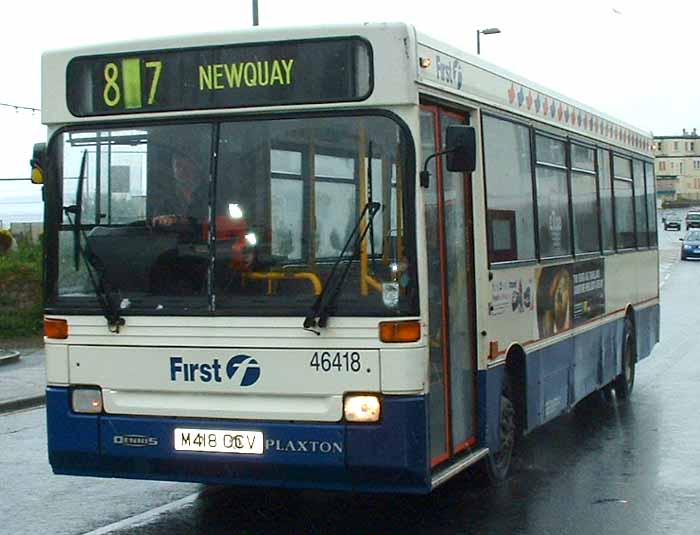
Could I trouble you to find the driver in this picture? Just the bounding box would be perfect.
[148,153,210,294]
[151,154,208,232]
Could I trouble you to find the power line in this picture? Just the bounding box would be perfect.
[0,102,40,113]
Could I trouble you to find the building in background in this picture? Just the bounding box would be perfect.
[654,129,700,205]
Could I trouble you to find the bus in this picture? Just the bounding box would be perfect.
[33,22,659,494]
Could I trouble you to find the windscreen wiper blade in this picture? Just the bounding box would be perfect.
[64,217,125,332]
[63,149,87,271]
[63,150,124,332]
[367,141,377,275]
[84,248,125,331]
[303,201,380,331]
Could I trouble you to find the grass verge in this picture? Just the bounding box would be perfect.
[0,240,43,339]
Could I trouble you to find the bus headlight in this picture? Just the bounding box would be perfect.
[344,394,381,423]
[71,387,103,414]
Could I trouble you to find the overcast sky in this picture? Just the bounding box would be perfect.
[0,0,695,221]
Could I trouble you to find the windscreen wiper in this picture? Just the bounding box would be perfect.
[303,201,380,332]
[63,149,86,271]
[63,150,125,332]
[367,141,377,274]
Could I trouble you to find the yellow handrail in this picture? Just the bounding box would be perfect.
[243,271,322,296]
[365,274,382,293]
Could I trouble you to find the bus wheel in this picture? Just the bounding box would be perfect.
[614,318,636,399]
[601,383,614,402]
[484,376,516,482]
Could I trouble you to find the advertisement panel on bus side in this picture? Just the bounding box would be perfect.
[535,258,605,338]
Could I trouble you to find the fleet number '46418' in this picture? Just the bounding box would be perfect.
[310,351,361,373]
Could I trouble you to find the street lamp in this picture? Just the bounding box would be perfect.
[476,27,501,55]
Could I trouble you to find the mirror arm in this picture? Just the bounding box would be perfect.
[420,148,455,188]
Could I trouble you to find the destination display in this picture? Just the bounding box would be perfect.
[67,38,372,116]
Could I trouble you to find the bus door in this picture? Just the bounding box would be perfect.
[420,104,477,467]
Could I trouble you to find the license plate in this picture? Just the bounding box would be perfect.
[174,428,263,454]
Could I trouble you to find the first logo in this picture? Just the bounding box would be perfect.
[226,355,261,387]
[170,354,261,387]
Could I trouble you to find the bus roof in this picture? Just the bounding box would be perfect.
[415,31,652,156]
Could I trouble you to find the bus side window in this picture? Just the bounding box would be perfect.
[535,134,572,259]
[482,115,536,263]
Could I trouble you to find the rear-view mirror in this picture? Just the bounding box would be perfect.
[445,125,476,173]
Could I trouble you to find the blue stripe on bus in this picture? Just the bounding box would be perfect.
[524,315,625,429]
[46,387,101,469]
[476,365,505,453]
[46,388,431,494]
[479,305,659,451]
[635,303,660,362]
[346,396,429,490]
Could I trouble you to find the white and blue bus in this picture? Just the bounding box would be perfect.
[33,22,658,493]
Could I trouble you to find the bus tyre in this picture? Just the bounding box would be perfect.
[484,375,516,482]
[614,318,636,399]
[601,383,614,402]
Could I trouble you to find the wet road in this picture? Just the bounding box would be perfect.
[3,221,700,534]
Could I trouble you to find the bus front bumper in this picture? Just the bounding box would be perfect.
[46,387,430,494]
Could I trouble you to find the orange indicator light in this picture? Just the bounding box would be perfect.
[44,318,68,339]
[379,320,421,343]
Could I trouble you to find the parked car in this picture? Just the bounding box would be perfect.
[686,211,700,230]
[664,214,682,230]
[681,229,700,260]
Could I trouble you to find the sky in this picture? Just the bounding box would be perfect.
[0,0,696,225]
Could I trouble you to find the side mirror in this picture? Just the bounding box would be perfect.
[445,125,476,173]
[420,125,477,188]
[29,142,47,185]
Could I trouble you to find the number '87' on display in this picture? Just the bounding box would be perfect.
[102,59,163,110]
